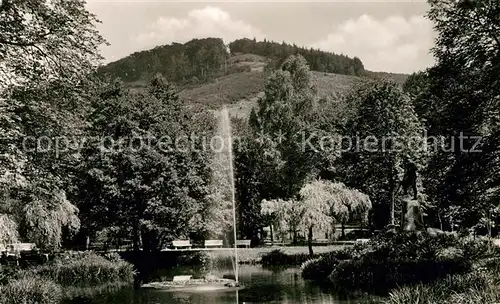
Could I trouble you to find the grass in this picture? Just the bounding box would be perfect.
[204,245,347,266]
[386,271,500,304]
[0,274,62,304]
[0,252,135,303]
[179,71,265,108]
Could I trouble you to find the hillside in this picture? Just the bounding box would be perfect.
[99,38,408,118]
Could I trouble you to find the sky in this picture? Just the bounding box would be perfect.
[86,1,436,74]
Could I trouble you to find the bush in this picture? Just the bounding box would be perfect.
[261,250,311,266]
[301,249,353,282]
[386,271,500,304]
[0,275,62,304]
[362,231,461,261]
[177,251,213,274]
[313,231,482,293]
[302,256,339,282]
[338,229,373,241]
[329,256,471,294]
[23,252,134,287]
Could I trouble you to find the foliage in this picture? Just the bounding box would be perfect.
[338,229,373,241]
[415,0,500,230]
[0,0,107,90]
[0,213,18,244]
[24,252,134,287]
[330,256,470,294]
[317,231,494,293]
[301,253,342,282]
[99,38,227,85]
[0,274,62,304]
[177,251,213,275]
[229,38,365,76]
[250,54,319,200]
[386,271,500,304]
[339,81,427,228]
[261,249,311,266]
[78,75,216,251]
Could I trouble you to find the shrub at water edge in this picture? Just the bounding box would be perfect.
[23,252,134,286]
[261,249,312,266]
[329,257,471,293]
[301,250,353,281]
[303,231,487,292]
[386,271,500,304]
[0,274,62,304]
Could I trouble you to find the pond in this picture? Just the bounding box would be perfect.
[67,265,373,304]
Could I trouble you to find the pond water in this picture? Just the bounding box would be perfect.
[67,265,373,304]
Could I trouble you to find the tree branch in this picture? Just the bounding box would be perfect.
[0,30,53,47]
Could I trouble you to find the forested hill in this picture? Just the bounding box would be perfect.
[98,37,366,84]
[229,38,364,76]
[98,38,228,84]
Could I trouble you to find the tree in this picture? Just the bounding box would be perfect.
[412,0,500,230]
[299,180,371,256]
[340,81,426,229]
[0,0,107,250]
[262,180,371,256]
[0,0,107,90]
[78,76,216,252]
[250,55,319,200]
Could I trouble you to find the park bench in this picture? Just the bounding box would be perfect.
[236,240,251,248]
[313,239,330,245]
[12,243,36,251]
[355,238,370,245]
[204,240,223,248]
[173,275,192,282]
[172,240,192,250]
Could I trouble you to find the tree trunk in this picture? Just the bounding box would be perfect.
[308,225,314,257]
[132,221,140,252]
[270,225,274,246]
[438,212,443,231]
[341,222,346,238]
[389,174,396,227]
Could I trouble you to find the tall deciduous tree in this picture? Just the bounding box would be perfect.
[0,0,107,89]
[249,54,319,200]
[78,76,216,252]
[414,0,500,230]
[340,81,426,229]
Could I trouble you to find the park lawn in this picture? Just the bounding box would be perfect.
[205,245,347,264]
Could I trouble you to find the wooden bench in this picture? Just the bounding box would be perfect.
[173,275,192,282]
[204,240,223,248]
[355,238,370,245]
[12,243,36,251]
[172,240,192,250]
[236,240,251,248]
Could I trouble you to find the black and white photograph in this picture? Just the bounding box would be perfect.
[1,0,500,303]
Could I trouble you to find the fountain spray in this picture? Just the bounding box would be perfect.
[220,106,239,282]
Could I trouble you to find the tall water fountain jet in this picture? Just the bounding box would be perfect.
[140,107,241,292]
[219,106,239,283]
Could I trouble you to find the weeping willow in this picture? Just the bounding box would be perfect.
[301,180,372,226]
[23,190,80,250]
[0,214,19,245]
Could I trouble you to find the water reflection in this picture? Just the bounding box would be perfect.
[66,265,370,304]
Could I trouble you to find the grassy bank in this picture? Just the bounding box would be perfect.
[207,245,346,266]
[0,252,134,304]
